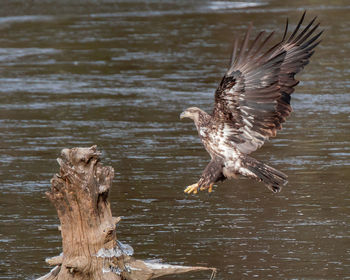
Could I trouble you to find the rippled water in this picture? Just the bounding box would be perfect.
[1,1,349,279]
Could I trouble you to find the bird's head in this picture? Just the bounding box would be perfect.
[180,107,203,122]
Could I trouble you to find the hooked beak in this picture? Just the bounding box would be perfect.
[180,111,187,119]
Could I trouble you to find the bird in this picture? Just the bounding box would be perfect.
[180,12,322,194]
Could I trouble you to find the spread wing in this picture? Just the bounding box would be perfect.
[212,12,322,154]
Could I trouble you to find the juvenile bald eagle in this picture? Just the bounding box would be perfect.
[180,12,322,194]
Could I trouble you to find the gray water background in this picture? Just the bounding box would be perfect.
[0,0,349,279]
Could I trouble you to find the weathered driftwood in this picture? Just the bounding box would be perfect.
[38,146,215,280]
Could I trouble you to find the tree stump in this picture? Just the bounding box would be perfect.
[38,146,215,280]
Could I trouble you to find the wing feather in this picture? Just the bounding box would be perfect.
[212,12,322,154]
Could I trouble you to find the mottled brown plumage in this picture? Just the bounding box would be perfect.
[180,12,322,194]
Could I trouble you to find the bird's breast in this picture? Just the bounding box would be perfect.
[198,126,240,161]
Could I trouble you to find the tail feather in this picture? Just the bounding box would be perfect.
[243,156,288,193]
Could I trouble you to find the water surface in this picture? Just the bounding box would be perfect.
[0,0,349,279]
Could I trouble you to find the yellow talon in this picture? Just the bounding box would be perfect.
[200,183,214,193]
[184,183,199,194]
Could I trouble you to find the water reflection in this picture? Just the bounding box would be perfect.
[0,0,349,279]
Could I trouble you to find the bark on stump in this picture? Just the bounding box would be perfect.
[38,146,215,280]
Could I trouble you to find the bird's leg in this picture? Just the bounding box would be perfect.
[184,182,199,194]
[185,159,222,194]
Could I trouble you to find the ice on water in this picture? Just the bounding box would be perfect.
[117,240,134,256]
[96,240,134,258]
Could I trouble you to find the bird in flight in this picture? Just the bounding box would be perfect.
[180,12,322,194]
